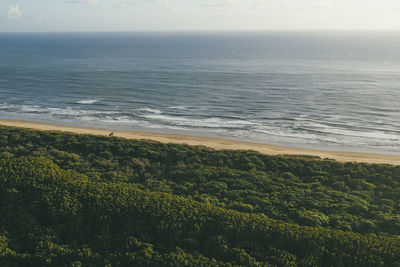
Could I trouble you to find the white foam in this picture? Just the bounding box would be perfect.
[2,101,400,152]
[141,114,257,129]
[0,104,49,114]
[77,100,98,104]
[0,103,120,118]
[293,119,400,140]
[137,107,162,114]
[169,105,188,110]
[100,116,140,124]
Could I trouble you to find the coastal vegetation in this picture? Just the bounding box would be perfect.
[0,126,399,266]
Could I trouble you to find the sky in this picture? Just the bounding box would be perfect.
[1,0,400,32]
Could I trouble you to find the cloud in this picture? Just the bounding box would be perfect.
[115,3,129,8]
[8,5,22,19]
[309,0,333,9]
[203,0,237,8]
[66,0,99,4]
[253,0,334,10]
[147,0,176,11]
[115,1,134,8]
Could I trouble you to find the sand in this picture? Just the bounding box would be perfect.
[0,118,399,166]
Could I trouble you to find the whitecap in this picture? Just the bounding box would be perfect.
[77,100,98,104]
[137,107,162,114]
[168,105,188,110]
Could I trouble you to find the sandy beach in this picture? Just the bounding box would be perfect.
[0,118,399,166]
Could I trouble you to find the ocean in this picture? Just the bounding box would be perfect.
[1,32,400,154]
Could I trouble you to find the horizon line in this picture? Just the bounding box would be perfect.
[2,29,400,34]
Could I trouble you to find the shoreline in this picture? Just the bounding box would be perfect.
[1,118,399,166]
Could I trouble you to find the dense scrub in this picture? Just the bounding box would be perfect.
[0,126,400,266]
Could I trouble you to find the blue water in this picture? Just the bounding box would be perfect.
[1,32,400,154]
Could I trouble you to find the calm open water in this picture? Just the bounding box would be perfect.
[1,32,400,154]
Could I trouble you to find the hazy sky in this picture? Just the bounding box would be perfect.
[1,0,400,32]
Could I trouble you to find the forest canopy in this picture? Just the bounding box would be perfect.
[0,126,399,266]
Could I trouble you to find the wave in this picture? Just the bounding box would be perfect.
[2,102,400,153]
[141,113,257,129]
[291,119,400,141]
[168,106,188,110]
[0,104,50,114]
[77,100,98,104]
[136,107,162,114]
[79,115,140,125]
[251,122,400,149]
[0,103,118,117]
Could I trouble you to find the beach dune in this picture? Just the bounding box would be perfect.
[0,118,399,166]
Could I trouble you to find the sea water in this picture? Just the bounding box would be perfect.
[1,31,400,154]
